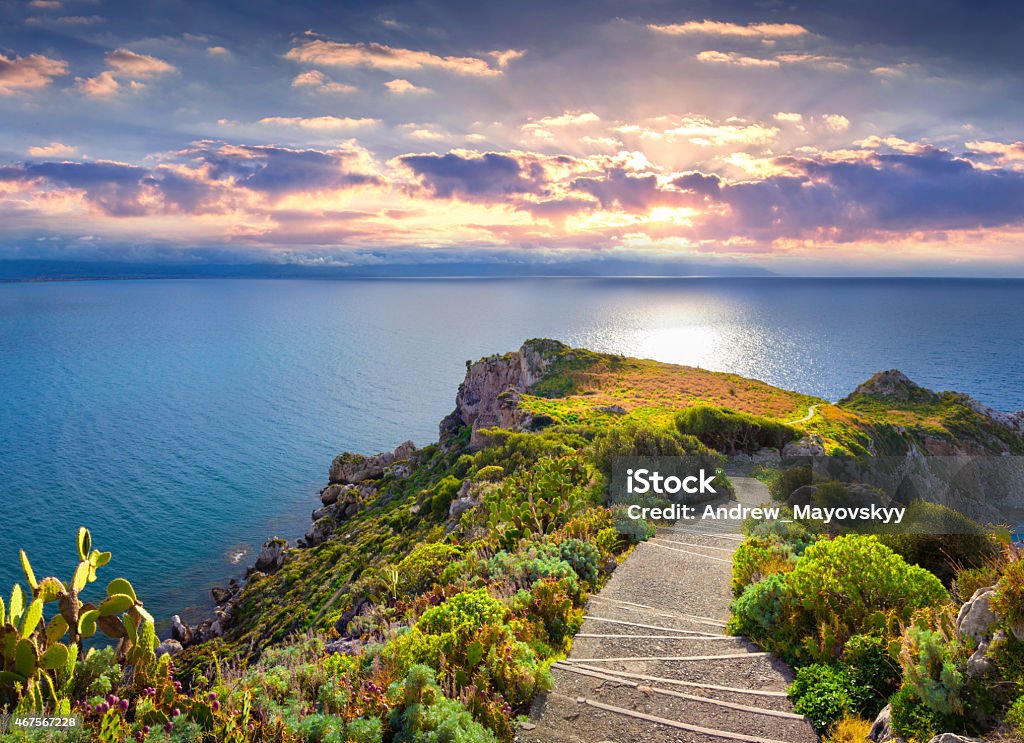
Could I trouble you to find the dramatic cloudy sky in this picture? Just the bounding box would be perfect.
[3,0,1024,274]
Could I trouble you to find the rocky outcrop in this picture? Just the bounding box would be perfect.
[444,339,567,448]
[782,433,825,457]
[845,370,937,405]
[252,537,288,573]
[956,586,999,642]
[329,441,417,484]
[868,704,904,743]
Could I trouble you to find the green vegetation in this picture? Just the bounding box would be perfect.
[7,341,1024,742]
[732,513,1024,740]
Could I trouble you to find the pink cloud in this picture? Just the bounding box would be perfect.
[0,52,67,94]
[285,40,508,76]
[648,20,808,38]
[105,49,176,77]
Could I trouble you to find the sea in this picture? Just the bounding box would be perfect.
[2,277,1023,628]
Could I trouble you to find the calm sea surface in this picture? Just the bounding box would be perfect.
[2,277,1022,625]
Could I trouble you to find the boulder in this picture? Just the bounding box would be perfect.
[324,638,360,656]
[868,704,905,743]
[955,586,998,641]
[156,639,183,658]
[1012,621,1024,643]
[926,735,983,743]
[966,640,995,678]
[448,478,480,519]
[210,586,233,605]
[329,442,418,484]
[253,538,287,573]
[320,483,345,505]
[782,434,825,457]
[598,404,627,415]
[304,516,336,547]
[170,615,193,646]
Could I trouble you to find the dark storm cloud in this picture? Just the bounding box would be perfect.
[399,152,546,199]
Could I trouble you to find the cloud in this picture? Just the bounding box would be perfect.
[0,52,68,94]
[399,151,548,199]
[621,116,778,146]
[291,70,357,93]
[105,49,176,77]
[488,49,525,68]
[522,111,600,139]
[27,142,76,158]
[258,116,379,130]
[821,114,850,131]
[207,46,231,57]
[695,50,779,68]
[285,40,508,76]
[76,71,120,98]
[28,0,61,7]
[966,140,1024,162]
[696,50,848,70]
[384,78,431,94]
[774,112,803,123]
[648,20,808,38]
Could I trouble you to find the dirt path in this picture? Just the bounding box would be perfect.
[518,477,818,743]
[785,404,819,426]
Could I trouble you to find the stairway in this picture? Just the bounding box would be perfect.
[517,477,819,743]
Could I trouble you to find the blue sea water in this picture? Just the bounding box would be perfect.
[2,277,1023,626]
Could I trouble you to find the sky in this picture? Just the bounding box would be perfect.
[2,0,1024,275]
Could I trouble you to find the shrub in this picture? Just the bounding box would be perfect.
[992,557,1024,627]
[558,538,600,585]
[484,544,579,596]
[889,685,943,743]
[841,634,900,718]
[727,573,803,660]
[785,535,948,657]
[766,465,812,502]
[878,502,1002,586]
[675,405,797,454]
[396,543,463,596]
[591,420,717,481]
[730,537,797,597]
[788,664,852,733]
[416,589,505,636]
[952,565,1000,604]
[429,476,463,520]
[389,665,497,743]
[1008,694,1024,739]
[900,625,965,718]
[826,715,872,743]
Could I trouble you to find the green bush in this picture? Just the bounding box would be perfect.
[952,565,1000,604]
[785,535,948,658]
[900,625,965,718]
[727,573,802,659]
[389,665,497,743]
[429,476,463,520]
[841,634,900,718]
[992,558,1024,627]
[485,544,579,596]
[878,502,1001,586]
[730,537,797,597]
[889,685,944,742]
[766,465,812,502]
[416,589,505,636]
[1007,694,1024,739]
[675,405,797,454]
[396,543,463,596]
[558,538,600,585]
[788,664,851,733]
[591,420,717,481]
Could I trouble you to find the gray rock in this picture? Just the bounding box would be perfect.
[598,404,627,415]
[1012,620,1024,643]
[926,735,983,743]
[210,586,232,604]
[956,586,998,641]
[156,639,183,657]
[966,641,995,677]
[329,441,418,484]
[324,638,360,656]
[782,434,825,457]
[320,483,344,505]
[868,704,906,743]
[304,516,336,547]
[253,537,287,573]
[170,615,192,646]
